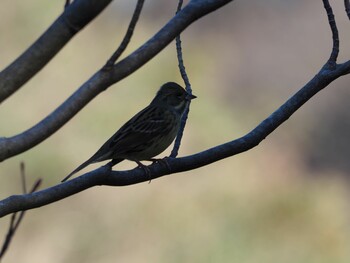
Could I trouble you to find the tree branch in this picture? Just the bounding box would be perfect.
[323,0,339,68]
[0,0,234,163]
[0,0,113,103]
[104,0,145,69]
[1,0,350,219]
[0,163,41,259]
[345,0,350,19]
[171,0,194,158]
[1,61,350,217]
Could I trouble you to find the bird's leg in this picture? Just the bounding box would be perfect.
[148,157,172,171]
[135,161,152,183]
[104,159,123,171]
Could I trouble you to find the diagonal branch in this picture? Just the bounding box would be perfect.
[0,163,41,259]
[1,60,350,217]
[0,0,113,103]
[345,0,350,19]
[3,0,350,219]
[104,0,145,69]
[0,0,234,163]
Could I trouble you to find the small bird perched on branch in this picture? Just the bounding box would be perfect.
[61,82,196,182]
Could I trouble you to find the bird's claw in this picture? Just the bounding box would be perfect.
[135,161,152,183]
[149,157,172,171]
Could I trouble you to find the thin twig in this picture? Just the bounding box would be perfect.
[0,163,42,261]
[170,0,193,158]
[0,214,16,260]
[0,0,233,163]
[323,0,339,68]
[345,0,350,19]
[8,179,42,234]
[1,0,350,220]
[103,0,145,70]
[0,56,347,217]
[20,162,27,194]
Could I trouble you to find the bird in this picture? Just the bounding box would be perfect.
[61,82,196,182]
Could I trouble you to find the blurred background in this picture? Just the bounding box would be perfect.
[1,0,350,262]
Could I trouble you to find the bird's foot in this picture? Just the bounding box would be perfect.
[135,161,152,183]
[104,161,114,170]
[106,158,124,168]
[149,157,172,171]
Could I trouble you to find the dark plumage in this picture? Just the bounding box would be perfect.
[61,82,196,182]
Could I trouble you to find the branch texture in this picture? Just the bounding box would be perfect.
[0,0,113,103]
[0,63,349,217]
[0,0,234,162]
[2,0,350,220]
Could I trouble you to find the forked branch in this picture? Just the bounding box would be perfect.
[1,0,350,219]
[0,0,234,163]
[0,163,41,260]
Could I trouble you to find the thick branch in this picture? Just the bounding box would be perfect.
[1,63,349,217]
[0,0,234,162]
[0,0,113,103]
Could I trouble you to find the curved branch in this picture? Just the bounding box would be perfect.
[170,0,194,158]
[2,0,350,218]
[0,0,234,162]
[1,62,350,217]
[323,0,339,68]
[0,0,113,103]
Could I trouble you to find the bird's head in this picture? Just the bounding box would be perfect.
[152,82,196,113]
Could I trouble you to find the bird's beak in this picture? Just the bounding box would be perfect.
[186,93,197,101]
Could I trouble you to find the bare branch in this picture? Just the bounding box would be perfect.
[171,0,194,158]
[20,162,27,194]
[2,0,350,219]
[0,0,113,103]
[0,0,234,163]
[0,213,17,259]
[323,0,339,68]
[345,0,350,19]
[104,0,145,69]
[0,163,41,260]
[1,61,350,217]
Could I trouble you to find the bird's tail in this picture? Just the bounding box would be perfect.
[61,157,96,182]
[61,157,124,183]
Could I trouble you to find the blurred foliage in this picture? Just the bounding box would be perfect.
[1,0,350,262]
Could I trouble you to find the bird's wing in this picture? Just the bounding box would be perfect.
[93,105,176,160]
[110,105,175,155]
